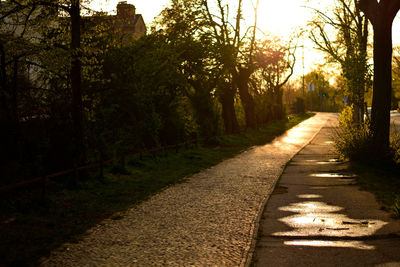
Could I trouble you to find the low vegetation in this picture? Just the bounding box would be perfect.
[334,105,375,162]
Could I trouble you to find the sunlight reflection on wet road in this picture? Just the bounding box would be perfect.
[284,240,374,250]
[310,173,357,178]
[272,170,387,250]
[274,197,387,250]
[255,120,400,266]
[274,198,387,241]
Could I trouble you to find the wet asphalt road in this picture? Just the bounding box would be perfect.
[40,113,336,266]
[254,119,400,266]
[391,110,400,130]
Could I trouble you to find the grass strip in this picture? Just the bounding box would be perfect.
[0,113,313,266]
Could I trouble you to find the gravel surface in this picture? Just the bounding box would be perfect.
[40,113,336,267]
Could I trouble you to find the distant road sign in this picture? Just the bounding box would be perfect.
[308,83,315,91]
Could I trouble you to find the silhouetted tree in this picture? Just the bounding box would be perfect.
[310,0,370,123]
[255,38,296,121]
[359,0,400,155]
[201,0,241,133]
[0,1,46,179]
[232,0,259,129]
[157,0,221,138]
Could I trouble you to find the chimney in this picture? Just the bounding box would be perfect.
[117,1,136,19]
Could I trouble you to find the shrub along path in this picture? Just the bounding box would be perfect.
[40,113,336,266]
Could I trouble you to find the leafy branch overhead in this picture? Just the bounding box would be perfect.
[309,0,370,123]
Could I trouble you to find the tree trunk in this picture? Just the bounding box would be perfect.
[352,98,364,124]
[11,58,18,124]
[0,45,19,164]
[0,42,8,126]
[359,0,400,158]
[235,68,256,129]
[218,82,239,134]
[70,2,86,167]
[0,42,6,93]
[187,79,219,138]
[356,102,364,123]
[370,19,393,153]
[277,87,284,120]
[0,42,12,164]
[273,86,284,120]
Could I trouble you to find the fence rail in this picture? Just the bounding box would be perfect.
[0,138,199,195]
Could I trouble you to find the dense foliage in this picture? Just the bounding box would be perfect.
[0,0,298,186]
[309,0,370,123]
[335,104,400,164]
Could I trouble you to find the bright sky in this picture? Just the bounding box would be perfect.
[91,0,400,77]
[90,0,314,36]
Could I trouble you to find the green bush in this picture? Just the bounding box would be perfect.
[393,196,400,218]
[390,128,400,163]
[334,105,374,161]
[335,105,400,163]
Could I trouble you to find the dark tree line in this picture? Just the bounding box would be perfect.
[0,0,295,185]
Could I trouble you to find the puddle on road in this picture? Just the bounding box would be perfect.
[297,194,322,199]
[310,173,357,183]
[278,201,342,214]
[311,186,329,190]
[303,159,340,162]
[292,159,341,166]
[310,173,357,178]
[273,197,387,250]
[315,161,337,165]
[284,240,374,250]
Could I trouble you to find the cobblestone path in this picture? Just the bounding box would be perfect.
[41,113,338,266]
